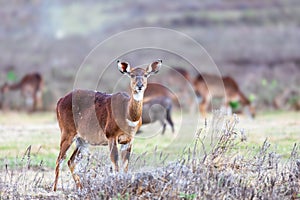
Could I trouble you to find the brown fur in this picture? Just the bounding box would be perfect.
[172,67,191,82]
[273,88,299,110]
[53,60,161,191]
[144,83,180,107]
[0,72,43,112]
[166,67,194,111]
[193,74,255,118]
[144,67,192,110]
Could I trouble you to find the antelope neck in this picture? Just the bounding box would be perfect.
[127,93,143,122]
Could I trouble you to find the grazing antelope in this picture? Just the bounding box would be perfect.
[171,67,192,82]
[0,72,43,112]
[273,88,300,111]
[144,83,180,107]
[193,74,255,118]
[53,60,161,191]
[167,67,194,111]
[144,67,192,110]
[141,96,174,134]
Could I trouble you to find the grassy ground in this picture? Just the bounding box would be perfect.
[238,111,300,157]
[0,110,299,199]
[0,110,299,169]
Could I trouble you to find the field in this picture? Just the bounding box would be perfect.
[0,0,300,199]
[0,110,299,199]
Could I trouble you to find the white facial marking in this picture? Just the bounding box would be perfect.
[126,119,139,127]
[133,91,144,101]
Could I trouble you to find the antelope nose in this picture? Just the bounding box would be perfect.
[137,82,143,90]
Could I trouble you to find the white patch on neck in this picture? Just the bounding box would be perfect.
[126,119,139,127]
[133,92,144,101]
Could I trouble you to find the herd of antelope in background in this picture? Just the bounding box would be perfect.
[0,63,256,123]
[0,60,296,191]
[0,72,43,112]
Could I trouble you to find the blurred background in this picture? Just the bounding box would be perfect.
[1,1,300,197]
[0,0,299,111]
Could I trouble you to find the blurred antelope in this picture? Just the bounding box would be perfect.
[141,96,174,134]
[193,74,255,118]
[0,72,43,112]
[170,67,191,82]
[144,83,179,107]
[167,67,193,111]
[53,60,161,191]
[273,87,300,111]
[144,67,193,110]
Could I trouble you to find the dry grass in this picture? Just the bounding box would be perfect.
[0,111,299,199]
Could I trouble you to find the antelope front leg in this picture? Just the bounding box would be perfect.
[199,102,207,118]
[108,138,119,172]
[120,142,132,172]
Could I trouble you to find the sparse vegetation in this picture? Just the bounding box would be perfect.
[0,111,299,199]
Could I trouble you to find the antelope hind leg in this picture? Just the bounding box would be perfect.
[53,136,74,191]
[68,147,83,190]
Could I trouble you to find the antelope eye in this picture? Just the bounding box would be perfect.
[130,74,135,78]
[144,74,148,78]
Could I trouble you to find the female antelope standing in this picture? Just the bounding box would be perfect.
[53,60,161,191]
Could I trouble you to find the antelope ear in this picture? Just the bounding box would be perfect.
[146,59,162,75]
[117,60,131,74]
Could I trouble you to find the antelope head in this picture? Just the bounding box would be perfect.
[118,60,162,101]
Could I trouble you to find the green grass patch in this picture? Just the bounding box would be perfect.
[0,111,299,169]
